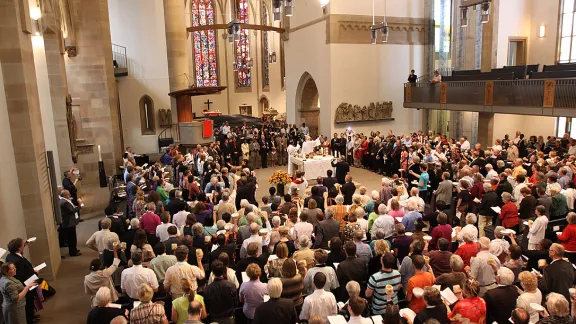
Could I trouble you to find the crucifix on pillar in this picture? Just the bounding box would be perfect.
[204,99,213,111]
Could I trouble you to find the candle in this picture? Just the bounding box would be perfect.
[98,145,102,161]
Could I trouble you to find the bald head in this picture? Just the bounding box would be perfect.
[249,222,259,234]
[511,308,529,324]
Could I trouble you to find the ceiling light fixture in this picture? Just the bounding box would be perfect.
[460,7,469,28]
[481,0,490,23]
[273,0,282,21]
[284,0,294,17]
[369,0,389,44]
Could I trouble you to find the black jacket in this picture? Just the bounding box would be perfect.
[478,191,499,217]
[6,253,35,284]
[60,198,80,228]
[341,182,356,205]
[539,259,575,301]
[313,219,341,249]
[323,176,338,192]
[331,161,350,184]
[253,298,298,324]
[484,285,519,324]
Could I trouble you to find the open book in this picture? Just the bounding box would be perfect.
[441,287,459,305]
[399,309,416,323]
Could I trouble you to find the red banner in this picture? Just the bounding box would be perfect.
[202,119,213,138]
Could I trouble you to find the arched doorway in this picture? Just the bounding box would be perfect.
[295,72,320,138]
[259,96,270,117]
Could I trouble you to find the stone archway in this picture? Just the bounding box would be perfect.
[295,72,320,138]
[259,95,270,117]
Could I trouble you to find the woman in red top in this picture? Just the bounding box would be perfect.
[557,212,576,252]
[499,192,519,231]
[448,278,486,324]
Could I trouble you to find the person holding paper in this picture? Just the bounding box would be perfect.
[406,255,435,313]
[5,238,38,324]
[499,192,520,231]
[0,262,38,324]
[447,278,486,324]
[483,267,519,324]
[404,287,447,324]
[59,189,82,257]
[239,264,268,321]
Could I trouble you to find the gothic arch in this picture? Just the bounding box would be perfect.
[139,95,155,135]
[259,95,270,117]
[295,72,320,138]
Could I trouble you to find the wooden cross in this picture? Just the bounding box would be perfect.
[204,99,213,110]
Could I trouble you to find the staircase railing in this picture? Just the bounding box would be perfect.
[112,44,127,69]
[158,124,177,153]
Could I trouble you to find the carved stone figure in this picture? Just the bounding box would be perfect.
[66,46,77,57]
[334,101,394,123]
[65,94,78,163]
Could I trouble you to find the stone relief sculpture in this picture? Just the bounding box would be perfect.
[334,101,393,123]
[65,94,78,163]
[158,109,173,127]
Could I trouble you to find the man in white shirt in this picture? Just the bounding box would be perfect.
[172,209,190,231]
[347,297,365,324]
[86,218,119,254]
[371,204,395,239]
[164,245,205,298]
[485,164,498,182]
[303,250,339,295]
[156,213,180,242]
[470,237,500,297]
[240,223,268,258]
[300,122,310,136]
[300,272,337,323]
[460,137,471,151]
[121,251,159,299]
[221,122,230,136]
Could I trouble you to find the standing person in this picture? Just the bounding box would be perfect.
[527,205,549,250]
[239,264,268,322]
[431,70,442,84]
[410,164,429,202]
[300,272,337,324]
[447,279,486,323]
[258,135,270,169]
[60,189,82,257]
[5,239,39,324]
[331,156,350,185]
[538,244,574,301]
[406,255,435,313]
[0,262,38,324]
[365,253,401,315]
[253,278,298,324]
[203,260,238,324]
[408,70,418,83]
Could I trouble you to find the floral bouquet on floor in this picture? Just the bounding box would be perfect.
[269,170,292,185]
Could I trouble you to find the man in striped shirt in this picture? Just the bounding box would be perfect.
[365,253,401,315]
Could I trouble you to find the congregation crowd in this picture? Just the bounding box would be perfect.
[5,121,576,324]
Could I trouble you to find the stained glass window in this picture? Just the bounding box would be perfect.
[261,3,270,88]
[192,0,218,87]
[237,0,251,87]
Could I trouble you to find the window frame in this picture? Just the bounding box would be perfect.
[190,0,220,87]
[139,95,156,135]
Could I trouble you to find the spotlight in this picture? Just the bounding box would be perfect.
[370,27,377,45]
[285,0,294,17]
[381,23,388,43]
[273,0,282,21]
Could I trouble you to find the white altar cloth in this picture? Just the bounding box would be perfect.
[288,155,335,180]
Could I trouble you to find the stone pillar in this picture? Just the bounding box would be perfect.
[42,0,74,179]
[64,0,121,185]
[0,0,62,279]
[481,0,498,72]
[478,112,494,148]
[163,0,189,117]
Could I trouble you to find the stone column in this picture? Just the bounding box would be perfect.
[0,0,62,279]
[42,0,74,179]
[163,0,189,116]
[64,0,121,186]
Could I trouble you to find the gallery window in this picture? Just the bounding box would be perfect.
[558,0,576,63]
[236,0,252,87]
[191,0,219,87]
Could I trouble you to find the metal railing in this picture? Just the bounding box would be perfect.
[112,44,127,69]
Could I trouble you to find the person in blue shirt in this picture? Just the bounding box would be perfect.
[410,164,430,203]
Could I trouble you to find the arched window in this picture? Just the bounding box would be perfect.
[191,0,218,87]
[139,95,155,135]
[261,2,270,89]
[236,0,251,87]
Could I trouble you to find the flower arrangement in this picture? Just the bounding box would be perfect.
[269,170,292,185]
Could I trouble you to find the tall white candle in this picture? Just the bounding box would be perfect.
[98,145,102,161]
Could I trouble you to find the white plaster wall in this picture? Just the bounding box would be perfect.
[330,44,423,135]
[285,21,332,135]
[0,63,29,257]
[32,36,62,182]
[108,0,171,154]
[528,0,559,66]
[496,0,531,68]
[329,0,424,18]
[491,114,556,144]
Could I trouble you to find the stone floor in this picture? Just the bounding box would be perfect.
[39,164,384,323]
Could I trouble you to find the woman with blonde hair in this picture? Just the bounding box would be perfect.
[129,284,168,323]
[171,278,207,324]
[516,271,542,324]
[132,188,146,219]
[267,242,289,278]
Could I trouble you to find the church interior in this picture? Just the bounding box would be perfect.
[2,0,576,323]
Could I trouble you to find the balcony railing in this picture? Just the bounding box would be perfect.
[112,44,128,77]
[403,79,576,117]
